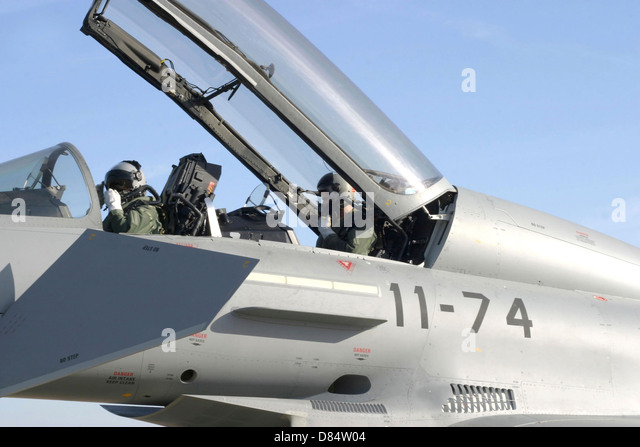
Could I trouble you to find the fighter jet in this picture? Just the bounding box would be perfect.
[1,0,639,427]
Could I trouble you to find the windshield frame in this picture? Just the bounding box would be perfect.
[0,143,102,229]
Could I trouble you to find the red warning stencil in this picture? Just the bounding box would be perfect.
[337,260,354,271]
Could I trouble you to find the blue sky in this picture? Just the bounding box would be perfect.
[0,0,638,427]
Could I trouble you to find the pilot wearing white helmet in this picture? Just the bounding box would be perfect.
[102,160,164,234]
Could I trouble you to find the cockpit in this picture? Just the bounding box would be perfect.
[77,0,459,263]
[4,0,459,264]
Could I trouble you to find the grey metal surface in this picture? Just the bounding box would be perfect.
[9,233,639,426]
[0,229,256,397]
[427,187,640,298]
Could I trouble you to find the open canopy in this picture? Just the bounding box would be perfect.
[82,0,456,260]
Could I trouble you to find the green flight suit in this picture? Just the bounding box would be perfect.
[103,196,164,234]
[315,211,376,256]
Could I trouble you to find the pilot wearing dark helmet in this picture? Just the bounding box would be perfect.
[315,172,376,256]
[102,160,164,234]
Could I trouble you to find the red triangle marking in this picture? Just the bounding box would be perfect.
[338,260,354,271]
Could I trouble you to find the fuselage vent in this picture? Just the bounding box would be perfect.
[442,384,516,413]
[311,400,387,415]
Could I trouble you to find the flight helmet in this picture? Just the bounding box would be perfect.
[317,172,356,207]
[104,160,146,196]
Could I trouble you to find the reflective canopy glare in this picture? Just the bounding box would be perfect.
[96,0,453,221]
[176,0,444,195]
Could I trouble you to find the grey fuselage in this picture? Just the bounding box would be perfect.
[8,187,640,426]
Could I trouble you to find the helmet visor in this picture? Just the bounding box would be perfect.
[105,170,134,193]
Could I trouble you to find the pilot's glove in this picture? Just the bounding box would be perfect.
[105,188,122,212]
[318,214,334,238]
